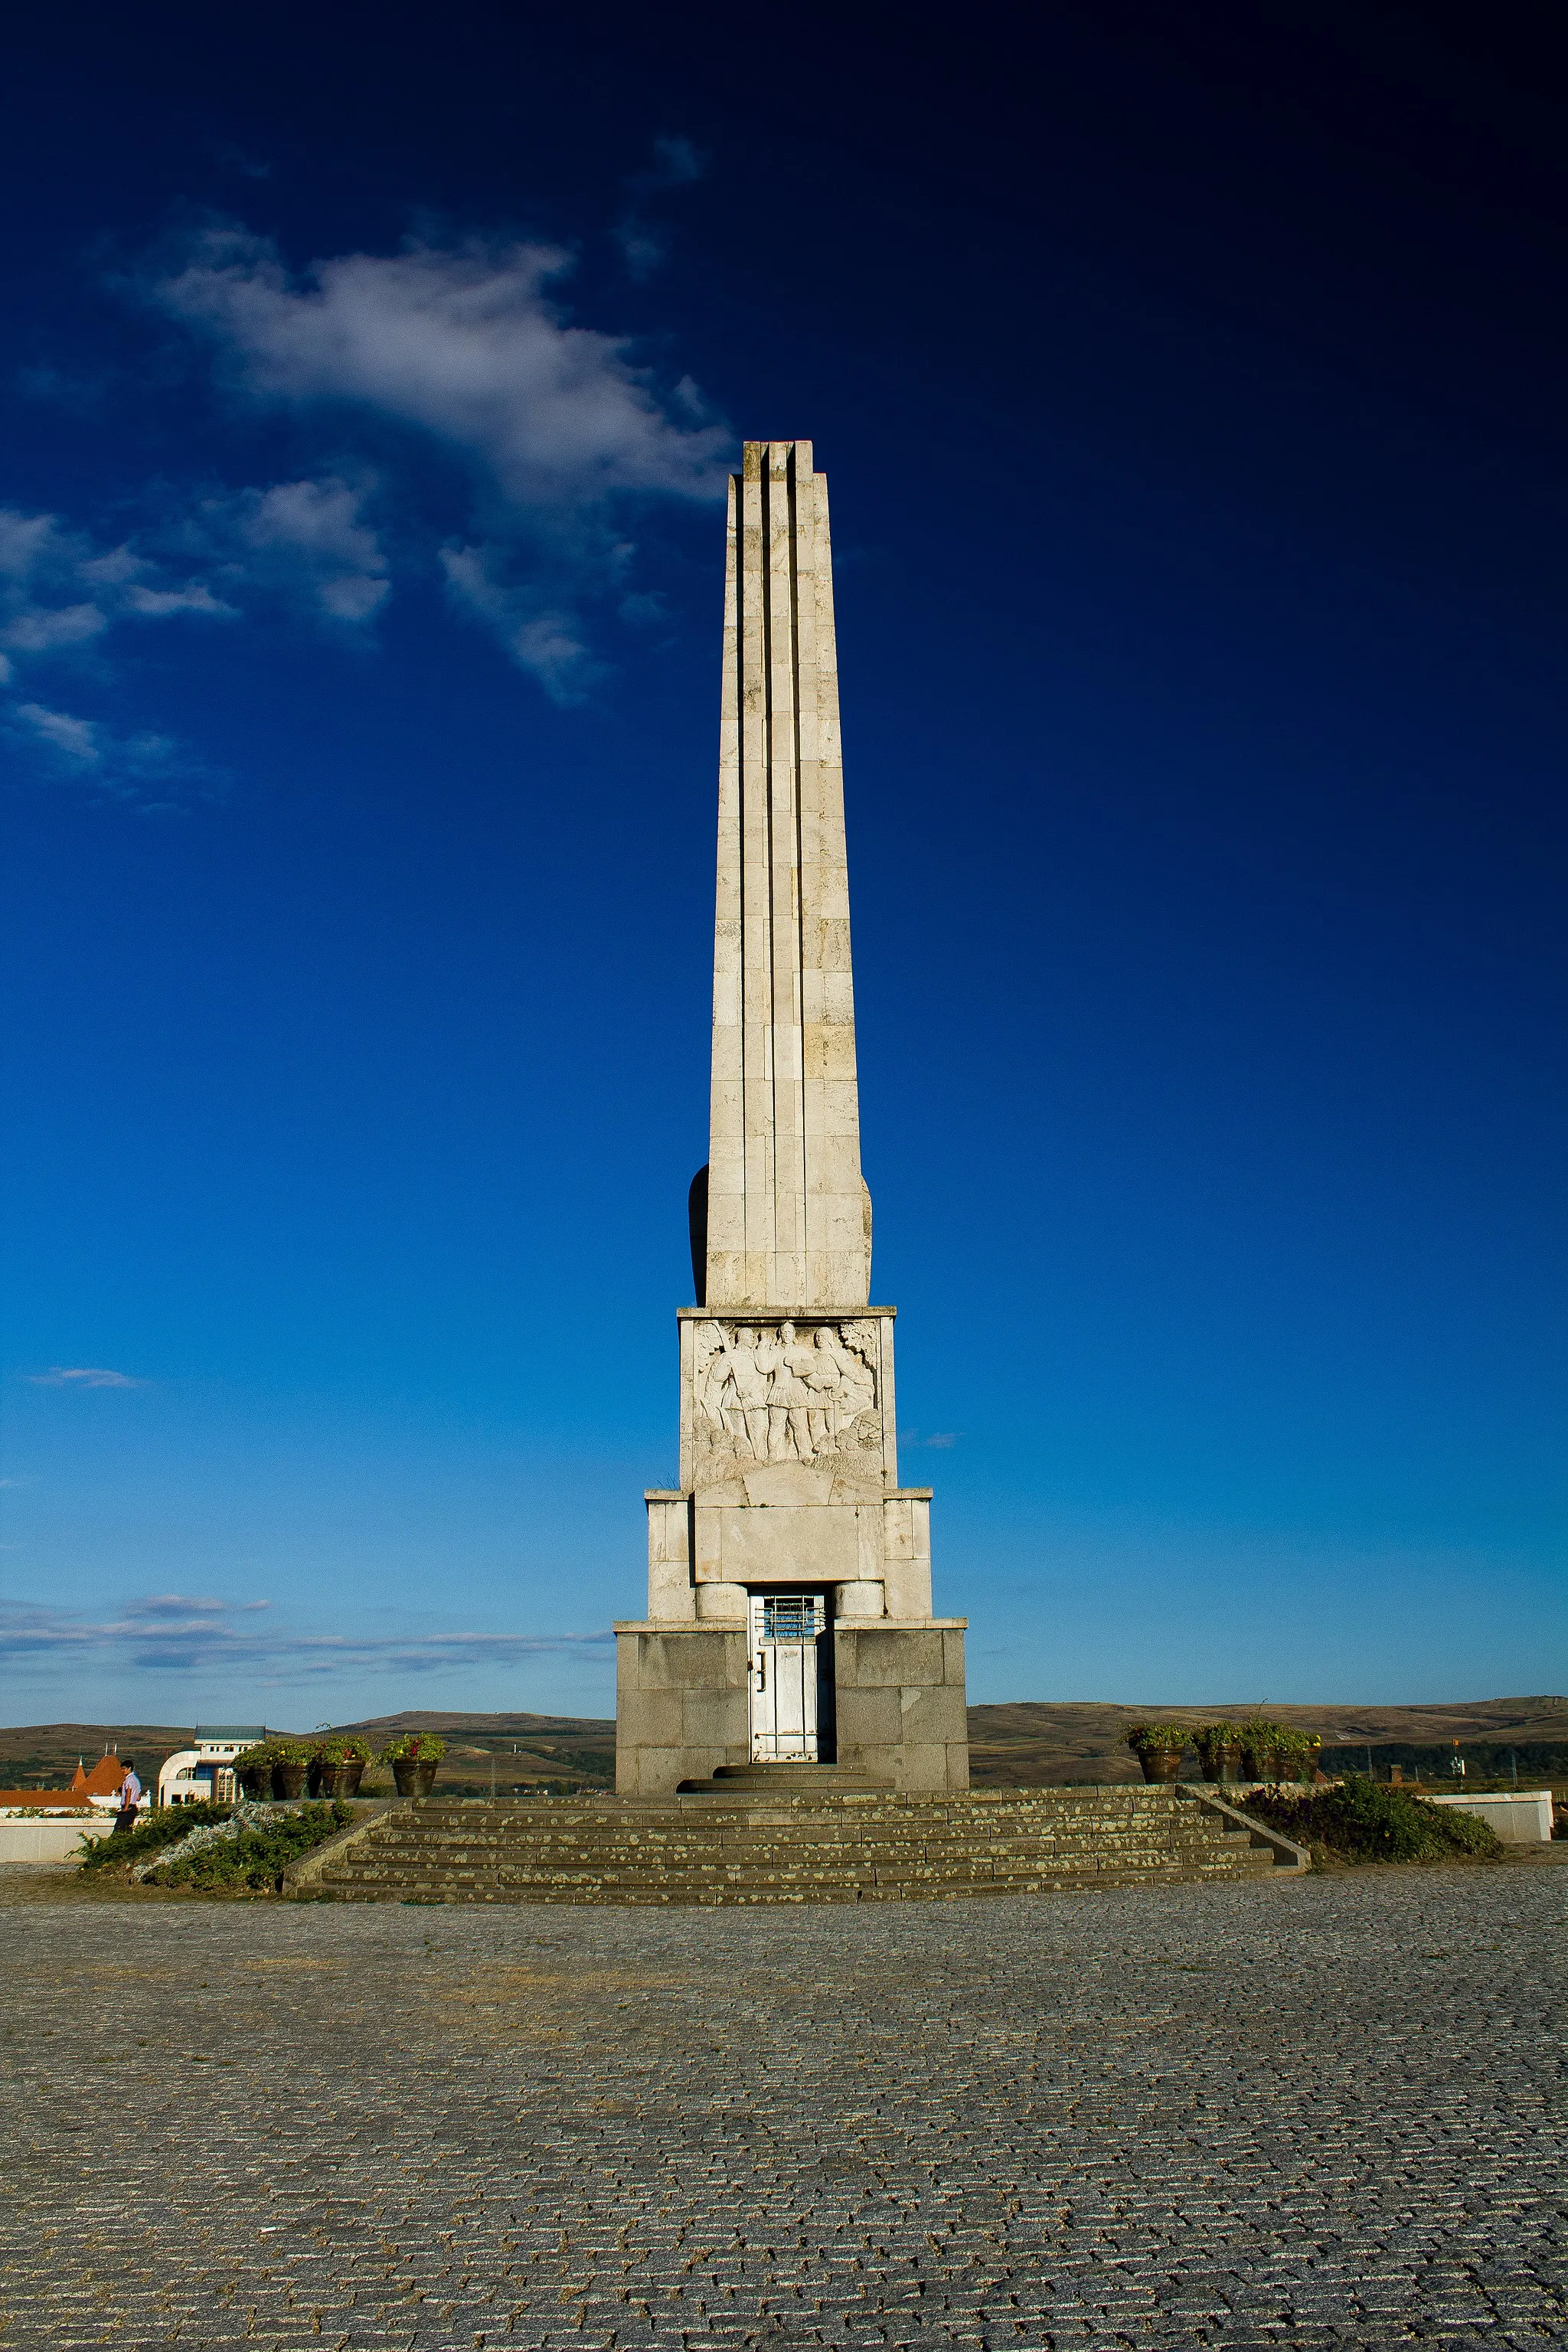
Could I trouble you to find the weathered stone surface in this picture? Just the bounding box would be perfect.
[317,1787,1279,1903]
[3,1858,1563,2347]
[704,441,867,1315]
[618,439,965,1797]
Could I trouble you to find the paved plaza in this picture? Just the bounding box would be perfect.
[2,1860,1564,2350]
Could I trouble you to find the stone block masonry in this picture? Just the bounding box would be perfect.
[616,439,969,1794]
[315,1787,1300,1903]
[2,1860,1563,2347]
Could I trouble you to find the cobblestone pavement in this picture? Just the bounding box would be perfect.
[2,1860,1565,2350]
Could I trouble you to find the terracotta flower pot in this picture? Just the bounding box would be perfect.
[1197,1744,1243,1784]
[237,1768,271,1801]
[1137,1749,1184,1785]
[271,1761,309,1800]
[315,1759,365,1799]
[393,1759,439,1798]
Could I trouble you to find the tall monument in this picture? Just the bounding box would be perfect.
[615,440,968,1795]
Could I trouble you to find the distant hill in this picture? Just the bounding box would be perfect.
[5,1697,1563,1793]
[332,1710,616,1793]
[965,1696,1568,1785]
[0,1723,198,1788]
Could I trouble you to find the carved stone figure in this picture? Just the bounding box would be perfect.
[691,1317,879,1472]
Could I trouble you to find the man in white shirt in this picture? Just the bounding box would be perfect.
[115,1762,142,1837]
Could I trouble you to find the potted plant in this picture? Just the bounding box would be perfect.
[233,1741,273,1801]
[1193,1721,1243,1784]
[381,1731,444,1798]
[1271,1726,1318,1785]
[270,1739,312,1800]
[1122,1723,1192,1785]
[309,1734,372,1798]
[1239,1717,1285,1781]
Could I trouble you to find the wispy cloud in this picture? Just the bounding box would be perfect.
[26,1366,143,1388]
[0,1592,613,1682]
[615,135,707,280]
[172,474,393,626]
[899,1429,961,1449]
[7,702,226,810]
[0,502,235,804]
[439,543,596,701]
[0,504,237,674]
[142,223,731,698]
[151,227,729,508]
[208,138,272,182]
[5,202,730,772]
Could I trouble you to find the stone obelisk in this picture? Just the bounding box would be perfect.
[615,440,968,1795]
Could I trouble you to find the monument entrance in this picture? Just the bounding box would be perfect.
[749,1592,830,1762]
[615,439,969,1795]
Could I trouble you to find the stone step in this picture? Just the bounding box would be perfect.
[330,1840,1269,1871]
[312,1789,1287,1905]
[325,1867,1267,1906]
[349,1816,1238,1844]
[362,1803,1233,1832]
[341,1824,1241,1863]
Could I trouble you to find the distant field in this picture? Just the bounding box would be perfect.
[7,1695,1563,1794]
[965,1698,1568,1785]
[0,1712,616,1797]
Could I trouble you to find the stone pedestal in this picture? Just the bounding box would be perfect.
[614,1305,968,1795]
[615,1614,969,1796]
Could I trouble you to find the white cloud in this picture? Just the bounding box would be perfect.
[439,542,595,703]
[2,211,728,753]
[0,510,61,577]
[4,599,108,653]
[230,475,390,623]
[142,224,731,684]
[0,1592,613,1681]
[27,1365,142,1387]
[152,229,730,512]
[15,702,101,766]
[122,580,234,618]
[0,503,238,676]
[8,702,225,809]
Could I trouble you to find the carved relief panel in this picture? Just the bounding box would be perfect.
[686,1317,887,1492]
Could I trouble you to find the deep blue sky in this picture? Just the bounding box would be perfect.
[2,1,1563,1726]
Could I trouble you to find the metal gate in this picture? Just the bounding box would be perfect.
[748,1592,828,1762]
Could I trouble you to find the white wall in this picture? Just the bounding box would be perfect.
[1428,1790,1555,1844]
[0,1816,116,1864]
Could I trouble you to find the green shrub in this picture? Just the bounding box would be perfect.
[145,1802,353,1891]
[313,1734,372,1765]
[1243,1776,1504,1864]
[379,1731,446,1763]
[1122,1721,1192,1756]
[80,1802,233,1871]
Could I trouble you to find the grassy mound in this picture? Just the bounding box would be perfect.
[79,1802,234,1872]
[145,1801,353,1891]
[1244,1775,1503,1865]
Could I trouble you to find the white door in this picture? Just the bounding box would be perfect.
[749,1592,826,1762]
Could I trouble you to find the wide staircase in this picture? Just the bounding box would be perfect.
[316,1785,1301,1905]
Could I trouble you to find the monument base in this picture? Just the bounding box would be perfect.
[615,1615,969,1796]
